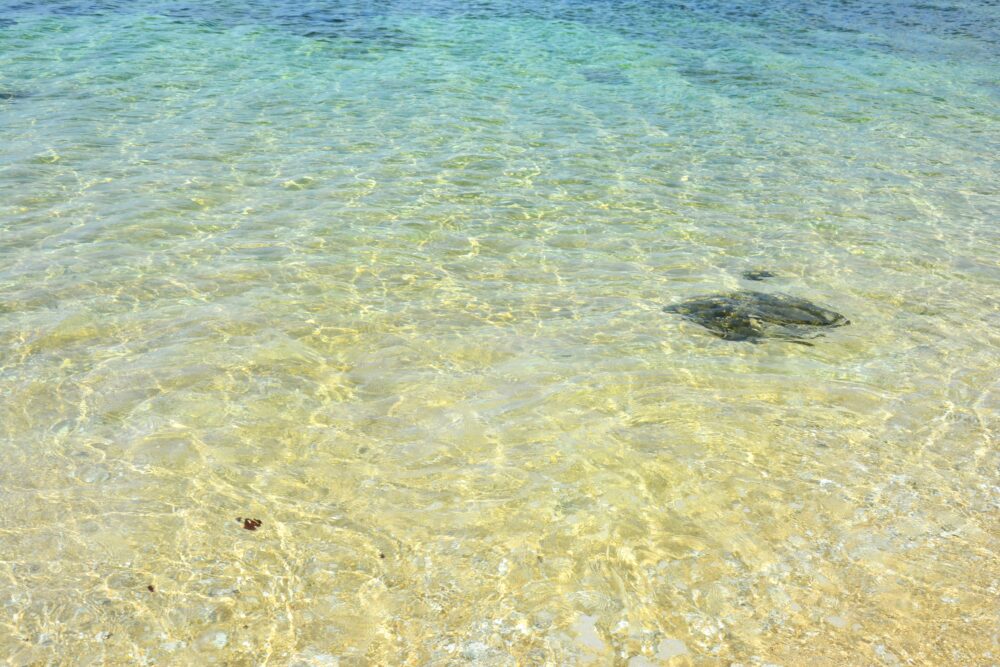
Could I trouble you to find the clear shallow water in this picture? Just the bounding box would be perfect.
[1,0,998,664]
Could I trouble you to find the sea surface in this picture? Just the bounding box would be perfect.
[1,1,998,664]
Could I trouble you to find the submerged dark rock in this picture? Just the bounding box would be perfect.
[741,269,777,281]
[663,291,849,344]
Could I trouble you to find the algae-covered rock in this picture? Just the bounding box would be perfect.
[664,290,849,344]
[741,269,777,281]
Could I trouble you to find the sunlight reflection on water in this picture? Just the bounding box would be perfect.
[0,0,998,664]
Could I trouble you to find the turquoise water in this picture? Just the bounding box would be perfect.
[1,1,998,664]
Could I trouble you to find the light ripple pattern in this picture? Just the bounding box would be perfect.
[0,0,998,664]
